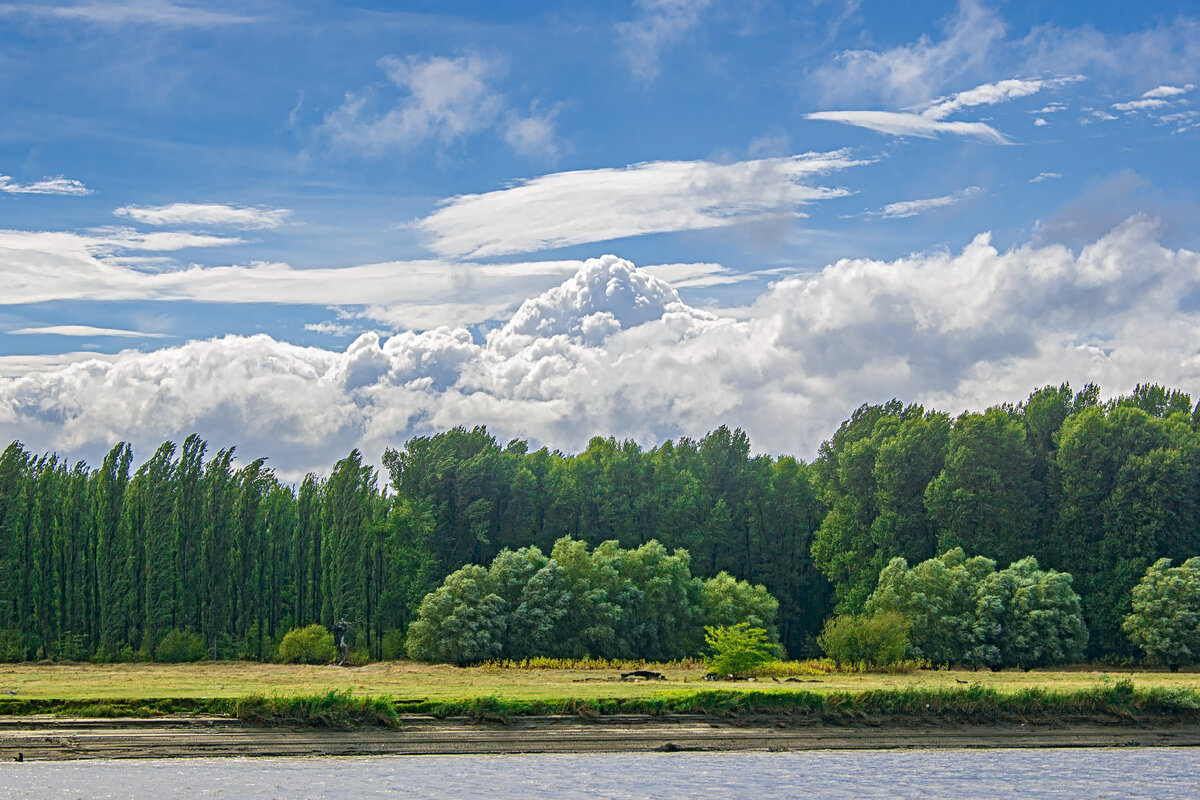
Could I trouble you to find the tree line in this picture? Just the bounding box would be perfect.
[1,381,1199,663]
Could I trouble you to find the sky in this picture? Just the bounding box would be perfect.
[2,0,1200,478]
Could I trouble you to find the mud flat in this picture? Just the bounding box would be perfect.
[4,714,1200,761]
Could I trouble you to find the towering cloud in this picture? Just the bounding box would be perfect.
[2,220,1198,478]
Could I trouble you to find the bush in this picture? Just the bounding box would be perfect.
[1124,557,1200,670]
[705,623,774,677]
[155,629,206,662]
[380,629,405,660]
[277,624,336,664]
[818,612,909,667]
[0,628,25,662]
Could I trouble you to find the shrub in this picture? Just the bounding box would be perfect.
[0,629,25,662]
[381,629,405,661]
[277,624,336,664]
[155,629,206,663]
[817,612,909,667]
[1124,557,1200,670]
[705,623,774,677]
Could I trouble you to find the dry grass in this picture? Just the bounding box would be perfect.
[1,660,1198,703]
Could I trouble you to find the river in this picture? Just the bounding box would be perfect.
[2,748,1197,799]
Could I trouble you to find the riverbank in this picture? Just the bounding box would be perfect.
[4,712,1200,760]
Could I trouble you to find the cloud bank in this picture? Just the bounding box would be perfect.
[3,218,1198,478]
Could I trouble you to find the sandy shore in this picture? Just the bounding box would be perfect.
[3,714,1199,761]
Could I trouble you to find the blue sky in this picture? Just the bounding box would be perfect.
[2,0,1200,475]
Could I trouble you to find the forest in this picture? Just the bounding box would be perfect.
[1,381,1198,664]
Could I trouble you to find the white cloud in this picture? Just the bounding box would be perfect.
[0,174,92,196]
[322,54,506,154]
[5,220,1199,479]
[1142,84,1194,99]
[641,262,753,289]
[0,1,256,26]
[114,203,291,229]
[918,76,1082,120]
[0,227,581,326]
[878,186,982,219]
[415,152,863,259]
[1033,118,1048,127]
[1113,98,1170,112]
[617,0,713,82]
[1030,172,1061,183]
[805,111,1009,143]
[7,325,169,338]
[503,104,562,161]
[810,0,1006,105]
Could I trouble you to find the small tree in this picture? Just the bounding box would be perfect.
[705,623,773,676]
[865,548,994,665]
[817,613,909,667]
[1124,557,1200,671]
[276,624,336,664]
[973,557,1087,669]
[155,629,206,663]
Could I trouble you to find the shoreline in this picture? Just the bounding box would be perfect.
[4,714,1200,760]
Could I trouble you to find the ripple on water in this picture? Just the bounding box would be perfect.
[1,748,1198,800]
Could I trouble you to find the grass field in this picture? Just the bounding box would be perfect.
[2,660,1198,703]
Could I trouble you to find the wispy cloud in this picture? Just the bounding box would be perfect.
[114,202,291,230]
[0,1,257,26]
[1030,172,1062,183]
[415,152,864,259]
[805,111,1009,143]
[0,227,581,328]
[8,325,169,338]
[1142,84,1195,99]
[321,53,561,159]
[918,76,1083,120]
[810,0,1005,105]
[0,174,92,195]
[617,0,713,82]
[808,75,1080,142]
[877,186,982,219]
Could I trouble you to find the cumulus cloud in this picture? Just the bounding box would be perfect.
[1141,84,1194,99]
[416,151,863,259]
[877,186,981,219]
[113,202,290,229]
[4,221,1200,479]
[617,0,713,82]
[0,174,92,195]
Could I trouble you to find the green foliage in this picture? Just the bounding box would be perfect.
[704,622,774,676]
[380,629,405,660]
[0,628,24,662]
[973,557,1088,669]
[154,629,206,663]
[817,612,910,667]
[866,548,994,665]
[1124,557,1200,668]
[700,572,779,633]
[276,624,336,665]
[406,538,780,664]
[867,549,1086,668]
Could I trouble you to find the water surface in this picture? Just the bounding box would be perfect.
[2,748,1197,799]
